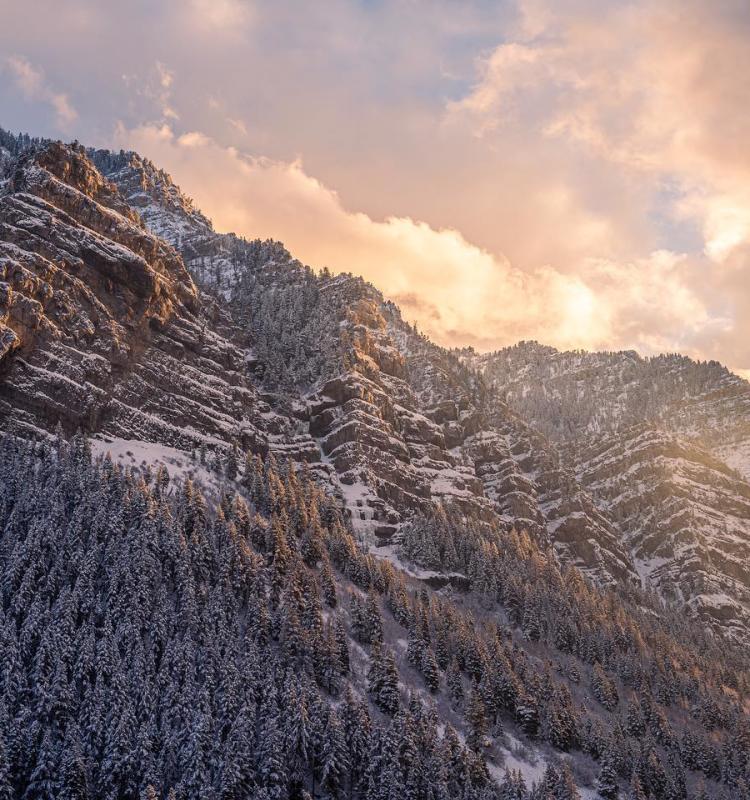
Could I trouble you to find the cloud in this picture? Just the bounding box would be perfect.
[443,0,750,367]
[114,123,711,356]
[2,0,750,371]
[3,55,77,128]
[156,62,174,91]
[227,117,248,136]
[452,0,750,267]
[122,62,179,122]
[187,0,252,31]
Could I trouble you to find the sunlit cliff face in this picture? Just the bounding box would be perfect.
[2,0,750,372]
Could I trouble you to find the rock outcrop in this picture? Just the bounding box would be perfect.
[0,141,313,464]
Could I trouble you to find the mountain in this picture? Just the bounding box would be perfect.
[105,151,646,583]
[1,130,750,799]
[1,135,640,588]
[92,146,750,641]
[473,341,750,476]
[471,344,750,639]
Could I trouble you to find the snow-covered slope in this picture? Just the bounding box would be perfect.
[3,130,750,800]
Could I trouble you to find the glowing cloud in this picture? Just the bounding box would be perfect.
[115,123,711,355]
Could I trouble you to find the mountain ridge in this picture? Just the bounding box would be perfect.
[4,131,750,640]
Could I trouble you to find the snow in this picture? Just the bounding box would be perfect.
[370,544,466,583]
[429,469,479,499]
[632,555,670,588]
[337,479,385,537]
[489,737,600,797]
[487,742,548,788]
[90,436,221,492]
[716,438,750,480]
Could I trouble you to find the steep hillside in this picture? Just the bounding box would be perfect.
[470,345,750,639]
[2,431,750,800]
[102,148,750,646]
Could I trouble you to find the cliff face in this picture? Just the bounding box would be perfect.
[4,135,750,642]
[473,344,750,638]
[0,142,315,464]
[575,426,750,638]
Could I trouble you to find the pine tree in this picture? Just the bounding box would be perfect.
[447,657,464,709]
[320,711,348,797]
[334,617,350,674]
[350,591,370,644]
[499,768,528,800]
[557,762,581,800]
[596,750,619,800]
[0,730,13,800]
[421,647,440,693]
[225,442,240,481]
[522,599,542,641]
[466,686,488,751]
[627,775,647,800]
[320,560,337,607]
[59,725,89,800]
[25,731,57,800]
[516,695,540,739]
[534,763,560,799]
[406,622,424,669]
[259,703,288,800]
[284,681,310,795]
[301,515,324,566]
[592,663,618,711]
[341,687,371,798]
[625,696,645,737]
[365,591,384,646]
[368,643,400,716]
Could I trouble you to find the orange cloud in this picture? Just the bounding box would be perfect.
[115,123,712,356]
[453,0,750,267]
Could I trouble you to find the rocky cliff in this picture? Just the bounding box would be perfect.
[473,343,750,638]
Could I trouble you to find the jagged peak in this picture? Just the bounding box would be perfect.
[21,139,140,222]
[89,146,213,230]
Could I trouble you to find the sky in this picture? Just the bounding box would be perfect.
[2,0,750,375]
